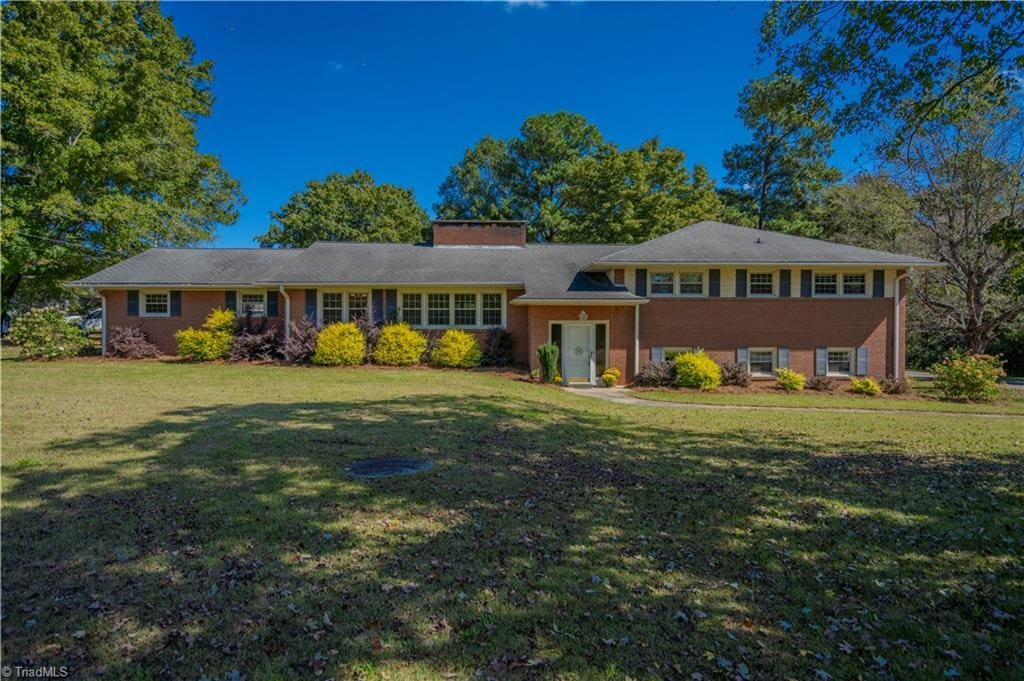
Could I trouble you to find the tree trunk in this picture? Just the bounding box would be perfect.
[1,273,21,320]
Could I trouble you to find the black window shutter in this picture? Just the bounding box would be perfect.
[735,269,747,297]
[873,270,885,297]
[635,269,647,296]
[385,289,398,322]
[708,269,720,297]
[779,269,791,297]
[801,270,813,297]
[266,290,279,317]
[170,290,182,317]
[225,290,237,311]
[305,289,317,319]
[127,290,139,316]
[371,289,384,324]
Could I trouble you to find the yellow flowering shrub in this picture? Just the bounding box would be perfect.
[674,350,721,390]
[313,322,366,366]
[775,368,806,392]
[175,328,231,360]
[202,308,236,334]
[431,329,483,368]
[372,323,428,366]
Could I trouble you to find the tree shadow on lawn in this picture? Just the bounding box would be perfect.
[2,395,1022,679]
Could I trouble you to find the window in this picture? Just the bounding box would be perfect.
[402,293,422,325]
[814,273,838,296]
[678,272,703,295]
[347,293,368,321]
[843,273,867,296]
[482,293,502,326]
[322,293,345,324]
[143,292,169,316]
[650,272,674,295]
[748,348,775,375]
[428,293,450,325]
[828,349,853,375]
[454,293,477,326]
[240,292,266,317]
[749,272,774,296]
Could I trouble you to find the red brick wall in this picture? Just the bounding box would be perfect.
[102,289,284,355]
[613,269,625,285]
[524,304,637,384]
[432,223,526,247]
[640,298,900,377]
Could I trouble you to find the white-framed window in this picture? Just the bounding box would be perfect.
[454,293,477,326]
[814,273,838,296]
[843,273,867,296]
[142,291,170,317]
[428,293,450,326]
[827,348,853,376]
[749,272,774,296]
[482,293,502,326]
[240,292,266,317]
[678,272,704,295]
[650,272,674,295]
[747,348,776,375]
[401,293,422,326]
[347,293,368,321]
[322,293,345,324]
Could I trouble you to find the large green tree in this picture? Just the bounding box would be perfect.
[720,74,841,234]
[435,136,517,223]
[906,100,1024,354]
[1,1,243,313]
[257,171,429,247]
[434,112,606,242]
[822,174,919,253]
[561,138,722,243]
[760,2,1024,153]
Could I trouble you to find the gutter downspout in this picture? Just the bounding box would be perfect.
[279,285,290,342]
[634,304,640,378]
[893,269,911,380]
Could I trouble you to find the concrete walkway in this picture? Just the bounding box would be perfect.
[561,385,1022,418]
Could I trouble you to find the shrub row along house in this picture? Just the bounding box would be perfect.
[70,220,941,384]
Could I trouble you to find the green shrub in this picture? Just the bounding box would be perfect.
[313,322,366,366]
[775,368,805,392]
[431,329,483,368]
[931,350,1005,401]
[372,323,428,366]
[202,308,237,334]
[674,350,721,391]
[849,376,882,396]
[537,343,560,383]
[8,307,89,359]
[175,328,231,360]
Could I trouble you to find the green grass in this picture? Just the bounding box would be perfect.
[633,379,1024,415]
[3,358,1023,679]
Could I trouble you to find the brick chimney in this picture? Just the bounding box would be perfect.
[431,220,526,247]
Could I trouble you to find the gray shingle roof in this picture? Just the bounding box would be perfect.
[596,220,942,266]
[70,221,941,300]
[71,243,644,302]
[69,248,303,286]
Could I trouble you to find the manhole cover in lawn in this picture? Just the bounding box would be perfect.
[345,458,433,480]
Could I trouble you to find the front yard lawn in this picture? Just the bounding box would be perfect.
[634,379,1024,415]
[2,358,1023,679]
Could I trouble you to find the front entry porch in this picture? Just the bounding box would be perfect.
[550,320,608,385]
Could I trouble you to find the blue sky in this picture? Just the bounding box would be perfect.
[165,1,865,247]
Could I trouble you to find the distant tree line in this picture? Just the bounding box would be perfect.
[3,1,1021,369]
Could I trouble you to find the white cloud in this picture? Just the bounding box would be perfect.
[504,0,549,12]
[327,60,344,71]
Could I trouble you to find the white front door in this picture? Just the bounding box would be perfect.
[563,323,594,384]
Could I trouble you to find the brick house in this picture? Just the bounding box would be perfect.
[71,220,941,384]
